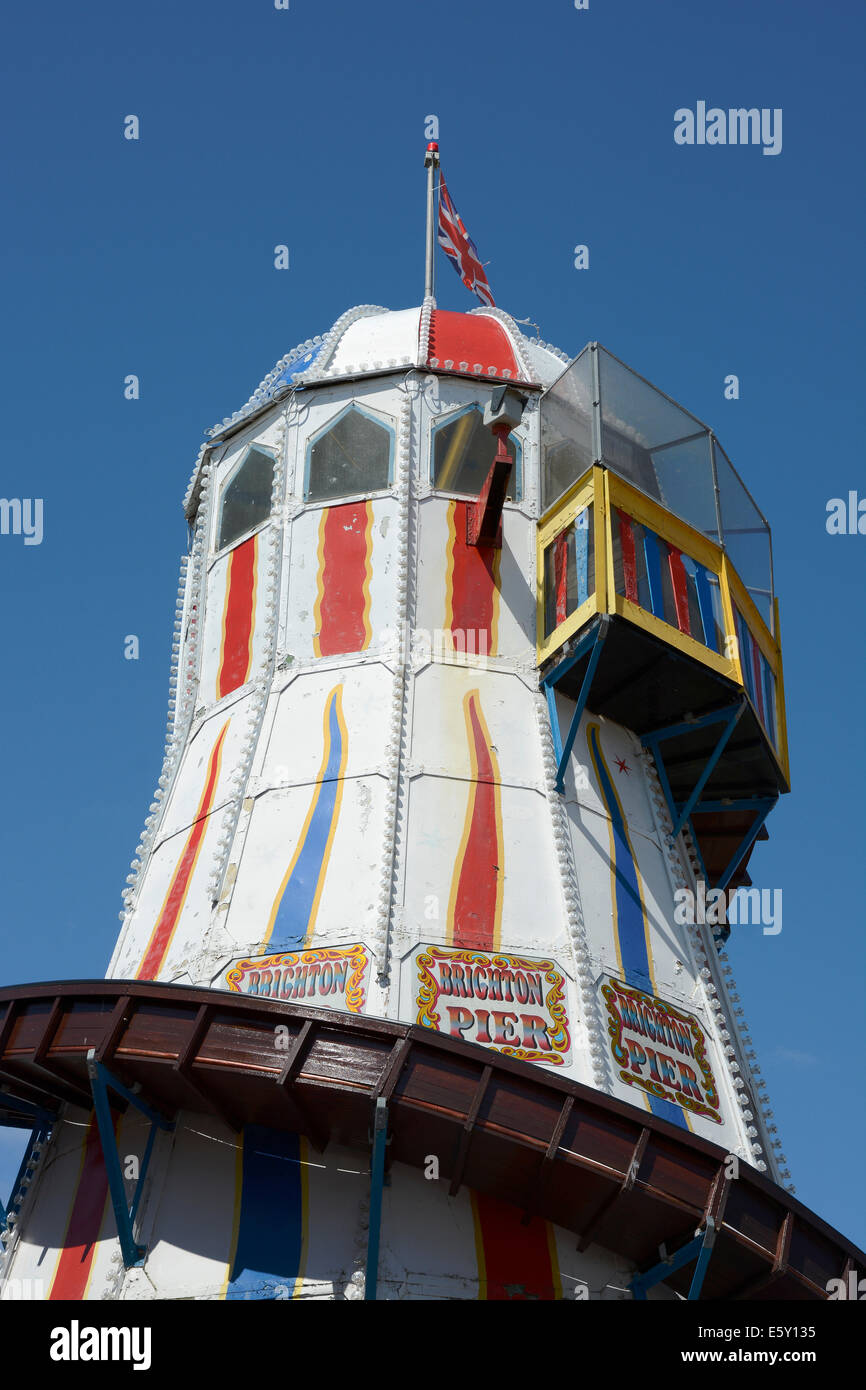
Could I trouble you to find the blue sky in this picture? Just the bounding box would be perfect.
[1,0,864,1249]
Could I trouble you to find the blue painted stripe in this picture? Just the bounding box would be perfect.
[761,652,777,747]
[692,561,720,653]
[227,1127,305,1300]
[736,612,755,702]
[648,1093,690,1126]
[588,725,653,992]
[588,724,687,1132]
[642,530,665,620]
[271,690,344,949]
[575,509,589,607]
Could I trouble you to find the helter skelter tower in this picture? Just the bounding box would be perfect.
[1,159,863,1304]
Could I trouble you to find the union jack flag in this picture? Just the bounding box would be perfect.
[437,172,495,307]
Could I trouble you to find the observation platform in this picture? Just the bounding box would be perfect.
[536,347,788,897]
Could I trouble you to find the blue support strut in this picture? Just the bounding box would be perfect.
[687,1217,717,1300]
[544,617,609,793]
[715,797,778,891]
[85,1049,174,1268]
[640,701,747,842]
[365,1097,389,1301]
[630,1219,716,1301]
[683,798,775,814]
[668,701,746,839]
[2,1121,52,1230]
[640,703,745,747]
[542,619,602,691]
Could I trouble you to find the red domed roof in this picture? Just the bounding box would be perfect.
[426,309,531,384]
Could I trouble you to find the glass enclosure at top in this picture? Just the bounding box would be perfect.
[540,346,774,631]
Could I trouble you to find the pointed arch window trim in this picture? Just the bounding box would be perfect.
[430,403,523,502]
[303,401,396,504]
[213,442,278,557]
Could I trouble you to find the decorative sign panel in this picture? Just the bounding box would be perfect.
[410,945,572,1066]
[600,976,722,1124]
[222,944,370,1013]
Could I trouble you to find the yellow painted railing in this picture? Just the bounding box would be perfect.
[536,467,789,784]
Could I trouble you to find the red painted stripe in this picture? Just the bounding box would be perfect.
[553,531,569,627]
[315,503,372,657]
[750,632,766,725]
[136,722,229,980]
[452,695,500,950]
[474,1192,559,1300]
[617,509,638,603]
[666,544,692,635]
[49,1115,113,1300]
[448,501,499,656]
[218,536,257,699]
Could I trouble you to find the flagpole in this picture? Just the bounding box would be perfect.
[424,141,440,300]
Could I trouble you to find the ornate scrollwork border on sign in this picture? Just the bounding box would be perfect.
[415,946,571,1065]
[225,944,369,1013]
[601,978,722,1123]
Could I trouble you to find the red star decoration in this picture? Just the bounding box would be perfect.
[614,757,631,775]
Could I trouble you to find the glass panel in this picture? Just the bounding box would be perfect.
[598,348,714,531]
[218,446,274,550]
[432,407,522,500]
[714,442,773,629]
[543,504,594,638]
[540,347,593,512]
[652,435,719,544]
[599,347,706,449]
[307,406,392,502]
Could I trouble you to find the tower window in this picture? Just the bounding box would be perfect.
[217,446,275,550]
[432,406,522,500]
[306,405,393,502]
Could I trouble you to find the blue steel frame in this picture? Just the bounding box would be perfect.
[542,617,609,794]
[0,1100,54,1230]
[365,1097,389,1301]
[712,799,777,891]
[630,1217,717,1300]
[640,702,776,891]
[0,1093,53,1130]
[85,1048,174,1268]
